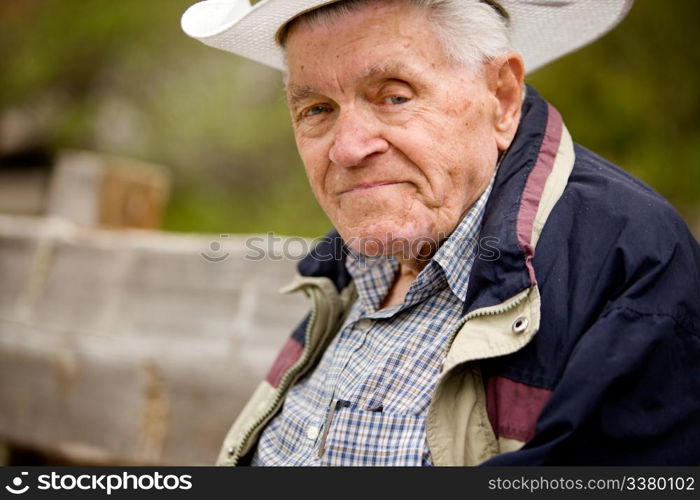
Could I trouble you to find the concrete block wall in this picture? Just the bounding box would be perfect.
[0,215,308,465]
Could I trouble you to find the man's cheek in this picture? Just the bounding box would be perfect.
[307,174,337,213]
[300,160,324,191]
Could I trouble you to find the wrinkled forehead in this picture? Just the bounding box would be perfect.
[280,0,443,84]
[281,5,453,93]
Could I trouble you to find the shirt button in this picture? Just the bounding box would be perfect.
[306,425,320,440]
[357,319,371,329]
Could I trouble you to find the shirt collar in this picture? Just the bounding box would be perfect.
[344,248,397,314]
[432,171,495,302]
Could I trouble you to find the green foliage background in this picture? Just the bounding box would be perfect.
[1,0,698,236]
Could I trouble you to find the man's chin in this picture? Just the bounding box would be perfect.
[343,235,392,258]
[340,229,440,261]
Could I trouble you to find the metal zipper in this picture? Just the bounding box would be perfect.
[428,289,533,465]
[441,289,531,368]
[228,284,323,465]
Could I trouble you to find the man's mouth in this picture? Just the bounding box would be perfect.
[340,181,402,194]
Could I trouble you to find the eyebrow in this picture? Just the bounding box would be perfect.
[287,84,317,108]
[286,61,422,108]
[362,61,419,81]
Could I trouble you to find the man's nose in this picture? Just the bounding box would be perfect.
[328,110,389,168]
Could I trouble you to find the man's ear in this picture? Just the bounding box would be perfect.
[487,52,525,151]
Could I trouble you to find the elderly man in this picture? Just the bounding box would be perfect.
[182,0,700,465]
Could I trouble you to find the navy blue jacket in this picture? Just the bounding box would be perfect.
[293,86,700,465]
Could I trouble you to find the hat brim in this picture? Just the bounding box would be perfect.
[181,0,633,74]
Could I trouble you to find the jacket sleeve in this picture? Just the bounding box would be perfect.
[480,166,700,466]
[482,299,700,465]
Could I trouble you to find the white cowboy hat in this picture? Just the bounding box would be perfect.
[181,0,633,74]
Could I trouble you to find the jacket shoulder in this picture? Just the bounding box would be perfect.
[566,144,687,233]
[536,144,700,326]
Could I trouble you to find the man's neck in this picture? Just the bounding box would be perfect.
[378,249,434,309]
[379,264,416,310]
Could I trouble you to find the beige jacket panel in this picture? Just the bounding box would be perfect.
[216,276,354,465]
[427,285,541,466]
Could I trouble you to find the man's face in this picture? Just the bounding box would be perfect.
[285,0,508,257]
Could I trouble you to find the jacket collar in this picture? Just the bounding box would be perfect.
[462,85,566,313]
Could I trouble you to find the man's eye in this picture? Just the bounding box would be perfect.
[304,105,331,117]
[386,95,410,105]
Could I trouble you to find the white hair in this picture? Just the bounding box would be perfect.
[279,0,512,73]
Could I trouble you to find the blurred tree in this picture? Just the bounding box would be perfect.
[0,0,698,236]
[528,0,700,220]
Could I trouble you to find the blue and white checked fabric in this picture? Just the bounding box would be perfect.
[252,176,495,466]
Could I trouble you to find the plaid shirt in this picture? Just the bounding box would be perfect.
[252,177,494,466]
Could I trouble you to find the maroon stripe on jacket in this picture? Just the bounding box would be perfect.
[486,376,553,443]
[516,103,563,284]
[265,337,304,388]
